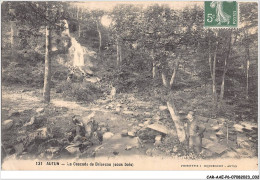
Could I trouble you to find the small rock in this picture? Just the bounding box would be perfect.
[159,106,168,111]
[130,137,140,148]
[235,148,255,157]
[217,118,226,126]
[241,121,257,131]
[121,130,128,137]
[146,149,153,156]
[127,131,136,137]
[36,108,44,114]
[113,151,119,155]
[100,127,108,133]
[144,112,152,116]
[29,127,49,140]
[46,147,60,154]
[154,140,161,146]
[115,107,121,112]
[123,111,134,115]
[24,116,36,126]
[221,150,240,158]
[216,130,225,139]
[209,134,218,141]
[65,145,80,155]
[56,89,62,93]
[153,114,161,121]
[103,132,114,140]
[236,133,248,146]
[21,89,29,92]
[239,141,251,149]
[142,139,155,143]
[128,123,133,127]
[233,124,244,133]
[2,119,13,130]
[143,120,152,125]
[125,146,133,150]
[155,135,162,142]
[211,125,220,131]
[172,146,178,153]
[45,147,60,159]
[138,123,144,127]
[8,111,20,117]
[200,149,214,157]
[178,110,185,115]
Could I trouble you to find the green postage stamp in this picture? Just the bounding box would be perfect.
[204,1,238,27]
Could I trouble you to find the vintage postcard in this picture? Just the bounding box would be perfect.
[1,1,258,173]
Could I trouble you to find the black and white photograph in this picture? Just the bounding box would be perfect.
[1,1,258,172]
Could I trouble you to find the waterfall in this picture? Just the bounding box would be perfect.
[70,37,85,67]
[62,20,94,68]
[57,20,96,76]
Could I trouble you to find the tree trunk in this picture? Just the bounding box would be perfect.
[152,62,157,78]
[219,70,226,102]
[169,59,179,88]
[161,71,169,88]
[161,63,186,144]
[246,45,250,100]
[212,32,219,107]
[43,25,52,103]
[119,42,122,64]
[76,7,79,19]
[10,21,14,50]
[220,31,232,102]
[116,37,120,67]
[97,21,102,52]
[167,100,186,143]
[78,24,81,37]
[151,48,157,78]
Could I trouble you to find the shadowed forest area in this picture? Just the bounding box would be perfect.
[1,1,258,163]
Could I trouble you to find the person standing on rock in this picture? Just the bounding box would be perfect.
[186,111,205,154]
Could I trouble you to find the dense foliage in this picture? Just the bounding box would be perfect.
[1,2,258,121]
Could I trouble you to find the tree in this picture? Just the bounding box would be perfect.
[110,5,143,67]
[6,2,71,103]
[240,3,258,100]
[91,10,104,53]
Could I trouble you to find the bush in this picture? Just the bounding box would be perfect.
[56,81,103,103]
[2,61,44,87]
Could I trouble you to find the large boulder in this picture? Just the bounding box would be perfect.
[147,123,169,135]
[202,138,227,154]
[36,108,45,114]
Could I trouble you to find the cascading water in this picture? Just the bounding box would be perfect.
[62,20,95,70]
[58,20,99,82]
[70,37,85,67]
